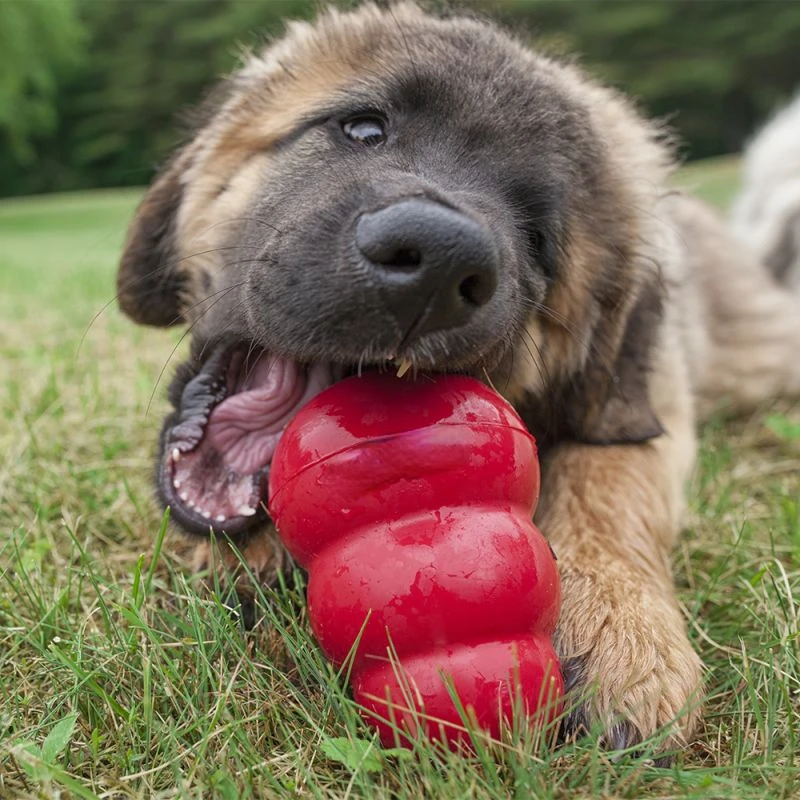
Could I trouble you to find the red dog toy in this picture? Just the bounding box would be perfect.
[268,372,563,748]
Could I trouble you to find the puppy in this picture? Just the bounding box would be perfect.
[116,3,800,754]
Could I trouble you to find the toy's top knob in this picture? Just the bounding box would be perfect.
[268,373,540,565]
[272,372,531,476]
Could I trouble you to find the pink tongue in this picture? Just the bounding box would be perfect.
[206,354,333,474]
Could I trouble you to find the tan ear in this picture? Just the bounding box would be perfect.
[567,278,665,445]
[117,152,189,327]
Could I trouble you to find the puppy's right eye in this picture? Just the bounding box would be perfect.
[342,116,387,146]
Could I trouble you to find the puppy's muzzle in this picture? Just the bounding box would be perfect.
[356,199,498,341]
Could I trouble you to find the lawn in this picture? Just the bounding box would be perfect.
[1,160,798,799]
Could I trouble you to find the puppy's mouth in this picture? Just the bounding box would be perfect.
[160,343,341,536]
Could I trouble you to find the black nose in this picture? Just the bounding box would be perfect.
[355,199,498,338]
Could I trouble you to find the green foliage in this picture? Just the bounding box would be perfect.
[0,0,310,196]
[2,0,800,197]
[13,712,84,789]
[60,0,310,189]
[320,736,384,772]
[500,0,800,159]
[40,713,80,765]
[0,0,85,163]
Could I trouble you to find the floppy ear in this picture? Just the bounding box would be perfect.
[566,277,665,445]
[514,276,665,449]
[117,152,189,327]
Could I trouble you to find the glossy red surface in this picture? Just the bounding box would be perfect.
[354,635,563,747]
[308,512,559,668]
[268,372,563,748]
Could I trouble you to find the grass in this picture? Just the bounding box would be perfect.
[1,160,798,798]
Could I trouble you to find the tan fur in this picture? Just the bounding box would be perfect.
[118,2,800,755]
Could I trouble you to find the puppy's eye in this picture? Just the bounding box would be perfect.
[342,116,387,146]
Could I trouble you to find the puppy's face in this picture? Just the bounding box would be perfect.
[118,3,664,538]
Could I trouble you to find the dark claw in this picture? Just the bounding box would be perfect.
[604,720,641,753]
[224,593,257,630]
[557,653,675,766]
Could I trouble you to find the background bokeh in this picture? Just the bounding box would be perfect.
[1,0,799,199]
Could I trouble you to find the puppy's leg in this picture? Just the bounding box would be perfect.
[539,442,702,752]
[538,353,702,753]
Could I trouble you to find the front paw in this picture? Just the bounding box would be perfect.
[555,566,703,761]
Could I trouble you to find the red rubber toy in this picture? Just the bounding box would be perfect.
[268,372,563,748]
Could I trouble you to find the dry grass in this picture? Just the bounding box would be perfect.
[0,167,798,798]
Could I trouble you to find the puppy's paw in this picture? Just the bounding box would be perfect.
[555,565,703,761]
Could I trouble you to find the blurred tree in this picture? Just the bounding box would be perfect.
[57,0,310,190]
[497,0,800,159]
[0,0,309,195]
[0,0,85,164]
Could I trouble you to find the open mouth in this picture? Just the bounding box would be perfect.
[159,342,425,537]
[160,342,346,536]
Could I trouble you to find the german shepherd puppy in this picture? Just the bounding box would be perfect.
[116,3,800,756]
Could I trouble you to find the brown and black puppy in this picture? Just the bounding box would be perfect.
[116,3,800,755]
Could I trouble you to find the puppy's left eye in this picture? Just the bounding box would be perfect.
[342,116,387,146]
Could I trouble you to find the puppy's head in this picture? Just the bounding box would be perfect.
[118,2,670,537]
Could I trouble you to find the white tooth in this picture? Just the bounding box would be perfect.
[200,509,211,519]
[172,448,180,461]
[187,500,196,509]
[396,358,412,378]
[179,491,189,502]
[173,478,182,489]
[238,505,257,517]
[215,515,227,523]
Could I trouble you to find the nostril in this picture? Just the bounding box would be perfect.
[383,247,422,270]
[459,274,492,307]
